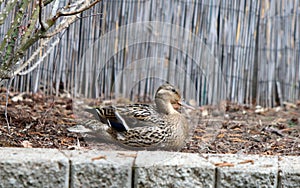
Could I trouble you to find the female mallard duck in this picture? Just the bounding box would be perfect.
[85,83,190,151]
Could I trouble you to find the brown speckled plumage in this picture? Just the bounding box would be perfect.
[86,83,190,151]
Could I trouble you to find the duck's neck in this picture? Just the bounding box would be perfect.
[155,98,178,114]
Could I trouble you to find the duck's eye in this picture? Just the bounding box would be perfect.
[171,88,176,93]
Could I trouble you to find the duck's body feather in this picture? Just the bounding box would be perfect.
[84,83,190,151]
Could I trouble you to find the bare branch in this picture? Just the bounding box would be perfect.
[0,0,30,67]
[39,0,46,31]
[17,38,60,76]
[44,0,54,6]
[42,14,79,38]
[53,0,100,21]
[43,0,101,38]
[5,77,14,133]
[0,0,18,26]
[79,12,103,19]
[1,0,101,78]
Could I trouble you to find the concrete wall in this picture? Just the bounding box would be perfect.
[0,148,299,187]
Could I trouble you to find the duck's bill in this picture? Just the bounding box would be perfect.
[178,101,196,110]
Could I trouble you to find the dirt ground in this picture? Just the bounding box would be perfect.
[1,88,299,155]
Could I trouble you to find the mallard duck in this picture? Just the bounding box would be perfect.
[84,83,191,151]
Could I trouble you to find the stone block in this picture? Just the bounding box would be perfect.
[279,156,300,188]
[205,154,278,188]
[0,147,69,188]
[134,151,215,188]
[63,150,136,188]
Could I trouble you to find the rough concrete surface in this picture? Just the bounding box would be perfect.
[0,148,299,188]
[205,154,278,188]
[61,150,136,188]
[134,151,215,188]
[0,147,69,188]
[279,156,300,188]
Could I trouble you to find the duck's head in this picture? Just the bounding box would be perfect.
[155,83,182,114]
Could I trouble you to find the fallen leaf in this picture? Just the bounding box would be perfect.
[193,135,202,140]
[117,153,137,158]
[91,155,107,161]
[11,93,25,102]
[21,140,33,148]
[283,101,297,109]
[238,160,254,164]
[202,109,209,117]
[194,128,205,133]
[229,138,247,142]
[214,162,234,167]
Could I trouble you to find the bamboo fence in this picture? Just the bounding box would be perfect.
[0,0,299,107]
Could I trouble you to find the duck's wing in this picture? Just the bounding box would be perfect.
[113,125,169,148]
[85,104,165,132]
